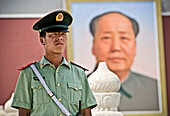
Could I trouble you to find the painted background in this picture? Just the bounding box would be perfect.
[71,1,158,79]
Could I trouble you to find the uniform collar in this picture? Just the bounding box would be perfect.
[40,56,70,69]
[61,57,70,68]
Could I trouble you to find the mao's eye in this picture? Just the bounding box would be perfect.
[101,37,110,40]
[120,36,128,40]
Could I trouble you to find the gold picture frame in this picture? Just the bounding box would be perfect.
[66,0,168,116]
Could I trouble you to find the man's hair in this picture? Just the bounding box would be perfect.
[39,32,46,38]
[89,11,139,37]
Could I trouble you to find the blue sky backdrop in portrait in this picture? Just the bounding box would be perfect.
[71,1,158,79]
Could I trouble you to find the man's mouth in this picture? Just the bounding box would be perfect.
[107,57,123,62]
[55,43,63,45]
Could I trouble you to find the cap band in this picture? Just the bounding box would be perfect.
[41,25,68,32]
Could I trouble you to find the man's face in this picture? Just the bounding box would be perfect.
[92,13,136,73]
[41,32,67,54]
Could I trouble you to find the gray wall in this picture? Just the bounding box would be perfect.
[0,0,65,15]
[162,0,170,12]
[0,0,170,15]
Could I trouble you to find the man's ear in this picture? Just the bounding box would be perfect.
[92,39,96,55]
[40,37,45,45]
[134,40,137,56]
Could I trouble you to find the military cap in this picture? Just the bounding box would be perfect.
[33,10,73,32]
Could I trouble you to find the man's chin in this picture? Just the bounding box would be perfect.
[52,51,64,55]
[107,63,126,72]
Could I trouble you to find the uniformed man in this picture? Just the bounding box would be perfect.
[11,10,97,116]
[89,11,159,111]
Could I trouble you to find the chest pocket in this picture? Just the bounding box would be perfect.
[67,83,82,104]
[31,81,50,104]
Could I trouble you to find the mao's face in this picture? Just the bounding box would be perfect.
[92,13,136,73]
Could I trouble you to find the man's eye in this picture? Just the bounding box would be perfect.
[101,37,110,40]
[120,37,128,40]
[62,33,66,36]
[48,35,53,37]
[62,33,67,36]
[51,34,59,38]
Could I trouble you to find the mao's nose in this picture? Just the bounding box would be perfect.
[110,37,121,51]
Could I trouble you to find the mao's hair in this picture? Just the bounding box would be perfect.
[89,11,139,37]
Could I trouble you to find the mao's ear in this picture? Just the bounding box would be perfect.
[92,39,96,55]
[134,40,137,57]
[40,37,45,45]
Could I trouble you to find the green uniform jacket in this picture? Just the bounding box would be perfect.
[12,56,97,116]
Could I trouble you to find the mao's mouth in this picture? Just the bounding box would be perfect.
[107,57,123,62]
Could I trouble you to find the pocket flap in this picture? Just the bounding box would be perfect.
[31,82,43,89]
[68,82,82,91]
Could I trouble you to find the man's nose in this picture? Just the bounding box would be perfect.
[57,35,63,40]
[110,37,121,51]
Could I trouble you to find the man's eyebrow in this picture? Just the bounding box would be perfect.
[119,31,131,35]
[47,32,56,34]
[101,31,112,34]
[101,31,130,35]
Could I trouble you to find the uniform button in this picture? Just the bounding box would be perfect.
[59,114,62,116]
[75,88,78,91]
[38,86,41,89]
[59,98,61,101]
[57,83,60,87]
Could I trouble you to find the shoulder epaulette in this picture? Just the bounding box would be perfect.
[70,62,89,71]
[18,61,36,71]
